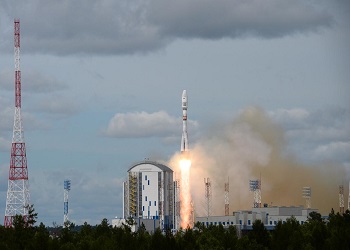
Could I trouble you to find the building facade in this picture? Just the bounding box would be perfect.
[123,160,174,229]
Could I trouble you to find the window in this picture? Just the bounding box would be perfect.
[145,175,147,180]
[149,201,151,206]
[145,196,147,201]
[143,185,144,190]
[143,206,144,211]
[274,221,277,225]
[270,221,272,225]
[248,220,251,225]
[223,222,225,225]
[214,222,217,225]
[148,180,150,185]
[301,221,304,225]
[154,201,156,206]
[239,220,242,225]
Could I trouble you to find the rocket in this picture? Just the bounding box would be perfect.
[181,90,189,154]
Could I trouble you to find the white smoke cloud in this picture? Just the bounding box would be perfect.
[103,111,198,138]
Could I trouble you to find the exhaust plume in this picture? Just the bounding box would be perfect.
[169,107,348,216]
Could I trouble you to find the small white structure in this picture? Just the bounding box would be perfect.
[112,218,136,232]
[123,160,175,230]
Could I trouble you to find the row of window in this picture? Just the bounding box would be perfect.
[242,220,305,225]
[203,221,235,226]
[202,220,305,226]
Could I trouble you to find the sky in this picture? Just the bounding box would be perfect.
[0,0,349,226]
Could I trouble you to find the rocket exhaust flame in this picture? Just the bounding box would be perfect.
[180,159,192,229]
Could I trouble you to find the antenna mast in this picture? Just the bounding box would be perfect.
[4,19,31,227]
[302,187,312,209]
[64,180,71,225]
[224,178,229,216]
[204,178,212,218]
[249,179,261,208]
[339,185,344,214]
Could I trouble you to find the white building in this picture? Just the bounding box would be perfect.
[123,160,175,230]
[196,206,318,230]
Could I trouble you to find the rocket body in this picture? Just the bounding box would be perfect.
[181,90,189,153]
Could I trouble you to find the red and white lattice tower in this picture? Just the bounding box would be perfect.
[4,19,31,227]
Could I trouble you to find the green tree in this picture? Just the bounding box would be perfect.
[223,225,238,249]
[272,217,304,250]
[302,211,329,250]
[135,223,151,250]
[327,210,350,249]
[249,219,271,248]
[197,230,223,250]
[150,228,167,250]
[33,222,50,250]
[25,204,38,227]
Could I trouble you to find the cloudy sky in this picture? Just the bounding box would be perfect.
[0,0,349,226]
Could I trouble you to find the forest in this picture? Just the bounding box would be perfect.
[0,207,349,250]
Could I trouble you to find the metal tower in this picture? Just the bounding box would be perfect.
[4,19,31,227]
[302,187,312,209]
[174,179,180,230]
[64,180,71,225]
[249,179,261,208]
[339,185,344,214]
[204,178,212,218]
[224,178,229,216]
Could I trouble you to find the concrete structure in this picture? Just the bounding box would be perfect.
[196,206,318,231]
[123,160,175,230]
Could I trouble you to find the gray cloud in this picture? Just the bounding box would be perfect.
[0,107,13,130]
[148,0,332,39]
[0,70,67,93]
[31,95,81,116]
[0,137,11,152]
[269,107,350,164]
[0,0,333,55]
